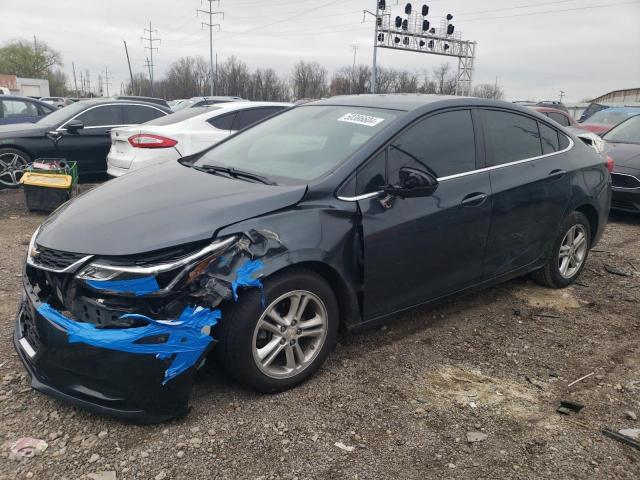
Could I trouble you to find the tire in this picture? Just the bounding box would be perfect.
[0,148,31,189]
[532,211,591,288]
[215,268,339,393]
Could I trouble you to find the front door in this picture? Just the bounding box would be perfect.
[357,109,493,320]
[56,104,124,175]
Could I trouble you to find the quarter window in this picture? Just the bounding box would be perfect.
[539,122,560,154]
[484,110,542,166]
[75,105,122,127]
[233,107,285,131]
[125,105,165,124]
[387,110,476,182]
[356,150,386,195]
[208,112,236,130]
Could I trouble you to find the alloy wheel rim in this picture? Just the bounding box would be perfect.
[252,290,328,379]
[558,224,588,279]
[0,152,28,187]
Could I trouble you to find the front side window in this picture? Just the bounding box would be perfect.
[387,110,476,182]
[75,105,123,127]
[484,110,542,166]
[195,105,401,183]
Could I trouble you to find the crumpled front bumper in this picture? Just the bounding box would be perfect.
[14,275,210,423]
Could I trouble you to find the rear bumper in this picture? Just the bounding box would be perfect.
[611,188,640,213]
[14,275,207,423]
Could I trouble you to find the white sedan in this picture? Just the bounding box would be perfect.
[106,101,291,177]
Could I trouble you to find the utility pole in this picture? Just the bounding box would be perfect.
[80,71,85,95]
[363,1,381,93]
[102,67,112,97]
[559,90,566,102]
[86,70,91,97]
[141,22,161,94]
[350,44,358,94]
[72,62,80,98]
[123,40,135,94]
[144,57,154,95]
[197,0,223,96]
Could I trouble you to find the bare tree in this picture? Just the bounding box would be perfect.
[291,61,328,100]
[472,83,505,100]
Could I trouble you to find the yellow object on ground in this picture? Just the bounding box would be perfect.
[21,172,72,189]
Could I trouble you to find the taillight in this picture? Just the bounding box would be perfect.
[605,155,614,173]
[128,134,177,148]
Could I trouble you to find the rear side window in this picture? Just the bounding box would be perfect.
[76,105,123,127]
[208,112,236,130]
[232,107,283,131]
[539,122,560,154]
[387,109,476,181]
[2,99,38,118]
[483,110,542,166]
[547,111,570,127]
[125,105,165,124]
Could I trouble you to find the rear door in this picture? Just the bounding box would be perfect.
[57,104,124,175]
[481,109,572,277]
[357,109,493,319]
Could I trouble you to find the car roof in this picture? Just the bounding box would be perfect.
[0,94,51,104]
[179,101,292,120]
[189,96,244,101]
[75,99,172,111]
[599,106,640,113]
[531,106,568,115]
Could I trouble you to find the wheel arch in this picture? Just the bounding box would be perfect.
[574,203,599,246]
[0,144,33,159]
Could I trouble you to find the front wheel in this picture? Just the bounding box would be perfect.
[215,268,339,393]
[532,211,591,288]
[0,148,31,189]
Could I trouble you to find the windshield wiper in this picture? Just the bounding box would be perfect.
[200,164,275,185]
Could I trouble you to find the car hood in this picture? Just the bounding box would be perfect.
[605,142,640,169]
[0,122,48,137]
[37,161,307,255]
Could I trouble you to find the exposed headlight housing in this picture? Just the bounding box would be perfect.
[76,236,237,295]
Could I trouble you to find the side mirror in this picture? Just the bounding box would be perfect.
[65,119,84,132]
[384,167,438,198]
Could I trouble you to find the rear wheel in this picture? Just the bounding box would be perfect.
[532,211,591,288]
[216,268,338,392]
[0,148,31,189]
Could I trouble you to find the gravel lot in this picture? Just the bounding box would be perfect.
[1,186,639,479]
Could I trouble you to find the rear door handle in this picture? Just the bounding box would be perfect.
[461,193,488,207]
[548,169,567,180]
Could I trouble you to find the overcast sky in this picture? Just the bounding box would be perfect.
[1,0,639,102]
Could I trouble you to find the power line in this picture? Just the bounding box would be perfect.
[197,0,224,96]
[141,21,161,93]
[456,0,579,17]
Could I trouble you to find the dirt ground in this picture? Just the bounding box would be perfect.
[0,186,639,480]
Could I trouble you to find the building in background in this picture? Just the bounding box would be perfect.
[591,87,640,104]
[0,74,50,98]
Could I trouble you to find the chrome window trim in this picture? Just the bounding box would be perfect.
[338,136,574,202]
[611,172,640,190]
[57,103,168,131]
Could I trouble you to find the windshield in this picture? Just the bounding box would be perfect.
[603,115,640,144]
[585,109,639,126]
[36,102,88,126]
[193,105,401,183]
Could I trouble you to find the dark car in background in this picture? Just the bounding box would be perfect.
[0,99,171,188]
[15,95,611,421]
[531,106,580,128]
[602,114,640,213]
[0,95,56,125]
[579,107,640,135]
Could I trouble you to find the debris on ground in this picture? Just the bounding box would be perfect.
[8,437,48,460]
[466,431,488,443]
[87,472,117,480]
[567,372,595,387]
[525,376,547,390]
[604,265,631,277]
[334,442,355,452]
[559,400,584,412]
[625,411,637,421]
[602,428,640,451]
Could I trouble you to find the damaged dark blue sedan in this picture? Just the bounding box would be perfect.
[15,95,611,422]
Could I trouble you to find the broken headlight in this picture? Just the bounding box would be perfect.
[75,236,237,295]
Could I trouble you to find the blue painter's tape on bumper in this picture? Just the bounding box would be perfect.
[37,303,220,384]
[85,276,160,296]
[231,259,264,302]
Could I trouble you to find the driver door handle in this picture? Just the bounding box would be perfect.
[461,193,488,207]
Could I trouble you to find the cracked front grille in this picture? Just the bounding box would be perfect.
[611,173,640,189]
[32,245,87,271]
